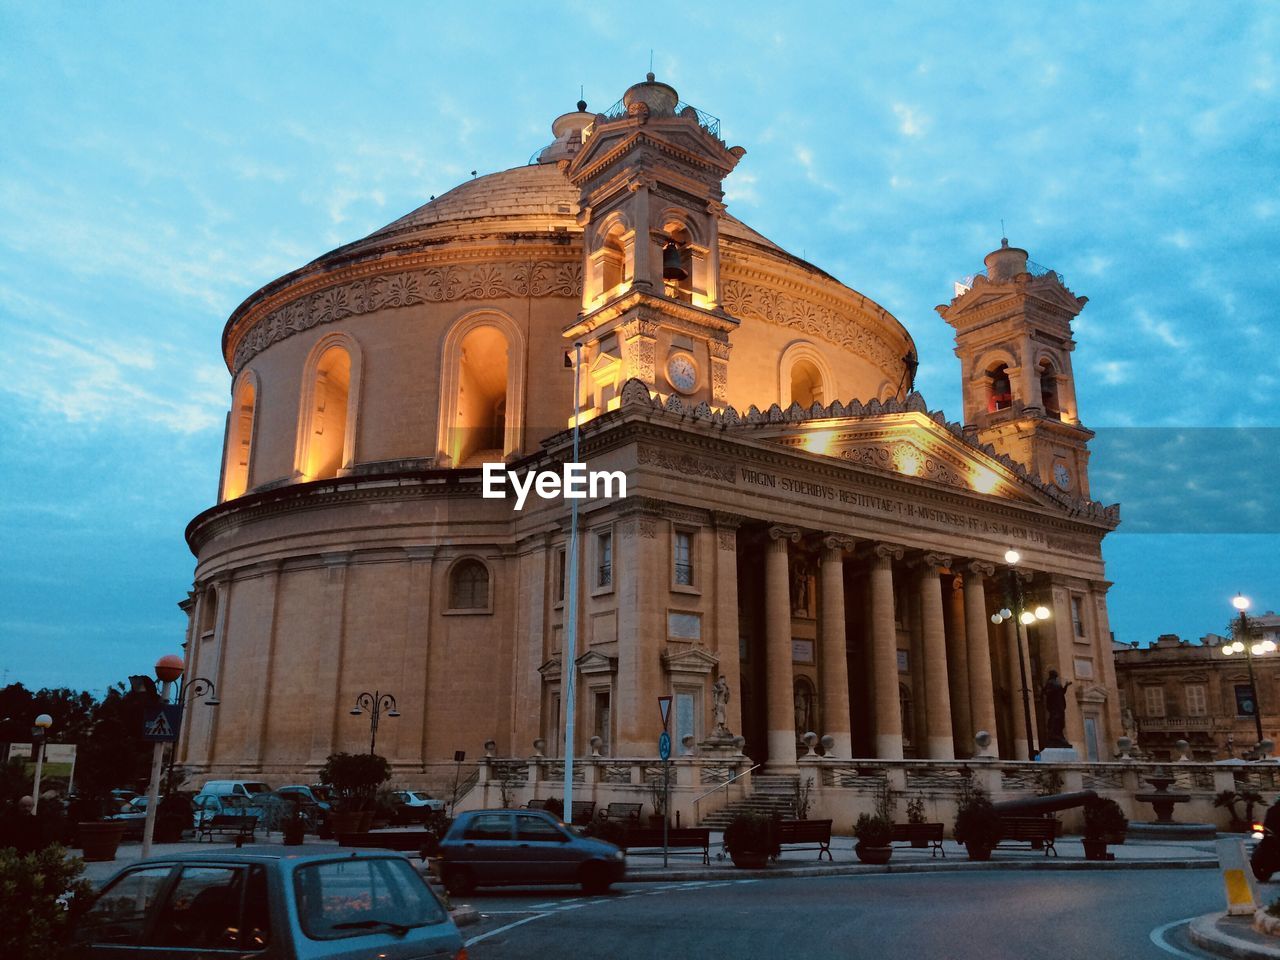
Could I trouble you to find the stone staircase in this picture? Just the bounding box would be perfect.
[698,774,798,829]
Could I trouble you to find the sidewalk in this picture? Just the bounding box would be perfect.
[1190,913,1280,960]
[74,830,1220,887]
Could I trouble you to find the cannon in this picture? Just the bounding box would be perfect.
[991,790,1098,816]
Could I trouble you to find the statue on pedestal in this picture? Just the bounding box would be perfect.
[711,675,731,738]
[1041,669,1073,748]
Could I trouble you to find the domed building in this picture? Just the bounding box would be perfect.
[178,76,1122,797]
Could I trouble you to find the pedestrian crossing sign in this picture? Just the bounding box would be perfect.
[142,705,183,742]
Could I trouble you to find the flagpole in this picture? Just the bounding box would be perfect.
[562,341,583,817]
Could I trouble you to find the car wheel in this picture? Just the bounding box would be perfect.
[580,862,612,895]
[443,865,474,896]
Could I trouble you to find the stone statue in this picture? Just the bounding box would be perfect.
[790,560,810,615]
[711,675,731,737]
[794,683,813,735]
[1041,669,1073,748]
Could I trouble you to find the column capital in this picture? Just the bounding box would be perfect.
[965,560,996,578]
[910,551,951,572]
[821,534,858,557]
[861,542,904,564]
[767,524,802,544]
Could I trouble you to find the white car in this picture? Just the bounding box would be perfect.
[391,790,446,822]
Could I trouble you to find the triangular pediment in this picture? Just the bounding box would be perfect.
[661,645,720,676]
[759,411,1051,506]
[576,650,618,675]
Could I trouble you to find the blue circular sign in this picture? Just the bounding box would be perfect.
[658,730,672,761]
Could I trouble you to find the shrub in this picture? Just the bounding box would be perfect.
[0,844,95,960]
[723,814,780,858]
[543,797,564,820]
[905,795,926,824]
[852,812,893,847]
[318,753,392,812]
[954,785,1001,849]
[1082,797,1128,839]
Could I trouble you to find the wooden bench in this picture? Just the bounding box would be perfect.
[597,802,644,825]
[617,827,711,864]
[775,819,834,861]
[525,799,552,811]
[891,822,946,858]
[997,816,1059,856]
[197,814,257,843]
[337,829,438,858]
[570,800,596,826]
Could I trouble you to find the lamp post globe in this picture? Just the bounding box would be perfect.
[30,714,53,813]
[1004,549,1021,565]
[1234,593,1251,612]
[35,713,52,730]
[155,654,185,684]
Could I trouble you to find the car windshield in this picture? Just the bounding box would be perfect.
[310,786,332,801]
[293,857,447,940]
[243,783,271,795]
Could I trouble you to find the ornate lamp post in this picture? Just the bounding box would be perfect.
[989,549,1052,759]
[142,654,185,857]
[1221,593,1274,746]
[350,691,399,755]
[30,713,52,813]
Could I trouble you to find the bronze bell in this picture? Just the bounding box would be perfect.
[661,241,688,282]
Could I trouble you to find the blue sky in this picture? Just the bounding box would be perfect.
[1,3,1276,694]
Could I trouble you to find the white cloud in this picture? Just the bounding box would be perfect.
[1134,308,1188,351]
[892,103,929,137]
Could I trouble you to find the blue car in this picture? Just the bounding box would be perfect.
[73,848,465,959]
[436,808,625,895]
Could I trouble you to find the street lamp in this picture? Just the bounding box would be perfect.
[1220,593,1272,745]
[182,676,220,707]
[142,654,185,857]
[30,714,52,813]
[350,691,399,755]
[989,550,1052,760]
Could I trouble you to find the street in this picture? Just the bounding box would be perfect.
[459,870,1228,959]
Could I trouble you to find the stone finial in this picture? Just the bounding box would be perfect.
[732,735,747,756]
[681,734,695,756]
[1174,739,1193,762]
[1116,735,1134,760]
[972,730,995,760]
[820,734,836,757]
[484,739,496,758]
[589,735,603,758]
[801,731,818,756]
[1261,739,1276,760]
[532,738,546,758]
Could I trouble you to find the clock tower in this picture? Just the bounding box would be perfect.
[938,240,1095,497]
[562,75,746,419]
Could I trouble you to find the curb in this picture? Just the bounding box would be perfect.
[621,857,1219,883]
[1189,912,1280,960]
[450,905,481,927]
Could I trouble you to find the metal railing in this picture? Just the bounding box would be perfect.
[587,97,722,140]
[956,259,1064,291]
[692,762,760,824]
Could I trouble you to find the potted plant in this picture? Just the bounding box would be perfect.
[723,813,779,869]
[281,800,306,847]
[905,795,928,848]
[954,785,1001,861]
[1082,797,1128,861]
[67,730,132,862]
[852,812,894,864]
[153,793,191,844]
[319,753,391,834]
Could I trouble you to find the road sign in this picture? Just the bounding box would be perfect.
[141,704,183,742]
[658,696,672,731]
[658,730,672,761]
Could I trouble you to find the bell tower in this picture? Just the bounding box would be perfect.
[563,75,746,419]
[937,239,1094,498]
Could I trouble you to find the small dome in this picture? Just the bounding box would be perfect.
[984,237,1029,282]
[622,72,679,114]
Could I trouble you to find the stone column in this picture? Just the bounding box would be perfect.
[713,513,744,737]
[248,561,283,769]
[868,543,904,760]
[819,536,855,758]
[310,553,350,764]
[915,554,954,759]
[963,562,1000,758]
[402,547,436,760]
[766,525,801,767]
[945,574,972,755]
[204,576,233,765]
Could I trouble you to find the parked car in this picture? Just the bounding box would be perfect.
[436,807,625,895]
[277,784,332,813]
[262,790,325,833]
[389,790,446,823]
[72,848,464,958]
[198,779,273,799]
[110,796,151,840]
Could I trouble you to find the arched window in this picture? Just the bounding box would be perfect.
[661,221,693,303]
[1038,359,1061,419]
[987,363,1012,413]
[300,342,355,480]
[601,223,627,296]
[449,559,491,610]
[221,373,257,501]
[454,325,509,466]
[789,358,825,408]
[198,586,218,636]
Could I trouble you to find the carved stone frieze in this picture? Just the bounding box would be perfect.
[231,259,584,372]
[636,445,736,484]
[840,441,967,491]
[720,276,899,370]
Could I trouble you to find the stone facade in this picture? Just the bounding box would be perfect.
[178,77,1123,793]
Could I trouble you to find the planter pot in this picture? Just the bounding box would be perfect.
[283,825,305,846]
[79,821,127,863]
[358,810,376,832]
[855,843,893,865]
[1082,838,1112,862]
[154,817,186,844]
[964,842,993,862]
[329,811,367,835]
[729,849,770,869]
[1104,832,1127,846]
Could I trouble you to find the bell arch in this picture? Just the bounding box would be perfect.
[436,309,527,468]
[585,211,633,307]
[220,368,260,501]
[295,332,362,481]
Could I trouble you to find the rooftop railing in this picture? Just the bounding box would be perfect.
[586,97,722,141]
[956,259,1064,292]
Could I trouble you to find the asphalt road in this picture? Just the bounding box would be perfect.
[459,870,1229,959]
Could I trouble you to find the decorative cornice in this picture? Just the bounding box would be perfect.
[230,257,583,373]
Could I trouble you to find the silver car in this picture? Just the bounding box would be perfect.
[74,848,464,958]
[436,808,625,894]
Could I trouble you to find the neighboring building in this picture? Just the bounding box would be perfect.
[1114,617,1280,761]
[177,75,1123,787]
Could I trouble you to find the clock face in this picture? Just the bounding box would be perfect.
[1053,462,1072,490]
[666,353,698,394]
